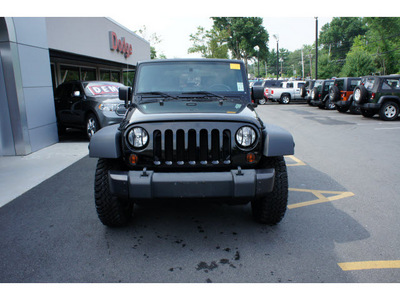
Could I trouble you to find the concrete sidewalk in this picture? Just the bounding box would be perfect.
[0,141,89,208]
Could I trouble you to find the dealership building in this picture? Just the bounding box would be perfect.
[0,17,151,156]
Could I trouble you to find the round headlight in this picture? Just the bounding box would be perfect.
[236,126,257,148]
[127,127,149,148]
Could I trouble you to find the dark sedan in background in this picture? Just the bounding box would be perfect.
[54,81,127,139]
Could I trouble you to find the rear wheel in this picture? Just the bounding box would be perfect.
[360,108,375,118]
[258,98,267,105]
[280,94,290,104]
[251,157,288,225]
[94,158,133,227]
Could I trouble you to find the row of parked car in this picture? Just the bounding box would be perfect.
[255,75,400,121]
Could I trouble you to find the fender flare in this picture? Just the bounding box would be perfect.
[262,124,295,157]
[89,124,121,158]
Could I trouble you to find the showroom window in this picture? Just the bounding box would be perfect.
[81,68,96,81]
[123,70,135,86]
[100,70,121,82]
[60,66,79,82]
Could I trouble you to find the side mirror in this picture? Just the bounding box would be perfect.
[119,87,132,108]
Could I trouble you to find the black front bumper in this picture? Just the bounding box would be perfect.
[108,168,275,200]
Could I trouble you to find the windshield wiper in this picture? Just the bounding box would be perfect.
[138,91,179,105]
[182,91,227,101]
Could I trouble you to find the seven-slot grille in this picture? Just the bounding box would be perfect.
[153,128,231,166]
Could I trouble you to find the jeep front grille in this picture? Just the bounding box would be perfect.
[153,129,231,166]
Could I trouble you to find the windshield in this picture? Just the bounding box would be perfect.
[84,82,125,98]
[135,61,247,95]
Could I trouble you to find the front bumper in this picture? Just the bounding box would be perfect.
[109,168,275,200]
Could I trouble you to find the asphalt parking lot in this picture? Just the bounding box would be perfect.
[1,101,400,284]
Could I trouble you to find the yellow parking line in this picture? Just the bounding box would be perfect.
[285,155,306,167]
[288,188,355,209]
[338,260,400,271]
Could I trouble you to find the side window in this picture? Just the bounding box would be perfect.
[350,80,360,90]
[298,83,305,88]
[287,82,293,88]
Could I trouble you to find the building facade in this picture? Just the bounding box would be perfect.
[0,17,150,156]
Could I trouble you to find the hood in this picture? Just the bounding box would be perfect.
[125,104,263,127]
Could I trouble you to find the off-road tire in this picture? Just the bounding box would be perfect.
[325,98,336,110]
[300,86,306,98]
[360,108,376,118]
[353,85,368,104]
[251,156,288,225]
[336,106,349,113]
[94,158,133,227]
[329,85,340,102]
[379,101,399,121]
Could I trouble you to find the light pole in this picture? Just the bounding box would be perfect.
[315,17,318,80]
[273,34,279,80]
[254,45,260,78]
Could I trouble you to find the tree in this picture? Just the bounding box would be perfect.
[187,26,229,58]
[364,17,400,75]
[135,26,165,59]
[211,17,269,70]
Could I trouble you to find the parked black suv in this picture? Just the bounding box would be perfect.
[310,79,335,109]
[54,81,127,139]
[88,59,295,227]
[354,75,400,121]
[329,77,361,113]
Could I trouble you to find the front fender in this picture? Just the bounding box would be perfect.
[89,124,121,158]
[262,124,295,157]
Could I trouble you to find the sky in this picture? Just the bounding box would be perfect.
[5,0,398,59]
[113,16,332,59]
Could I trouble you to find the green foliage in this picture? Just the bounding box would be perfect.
[210,17,269,68]
[188,26,229,58]
[187,17,400,79]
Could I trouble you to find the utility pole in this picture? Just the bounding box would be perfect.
[301,48,304,79]
[273,34,279,80]
[315,17,318,80]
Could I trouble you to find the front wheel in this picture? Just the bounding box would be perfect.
[379,101,399,121]
[251,157,288,225]
[94,158,133,227]
[86,113,100,140]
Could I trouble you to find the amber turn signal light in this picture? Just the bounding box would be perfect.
[129,154,138,165]
[246,153,256,163]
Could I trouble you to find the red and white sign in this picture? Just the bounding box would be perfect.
[87,85,119,96]
[109,31,133,59]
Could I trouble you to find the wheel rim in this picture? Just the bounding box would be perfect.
[354,89,360,101]
[282,96,289,104]
[328,102,335,109]
[87,117,97,138]
[385,105,397,118]
[259,99,266,105]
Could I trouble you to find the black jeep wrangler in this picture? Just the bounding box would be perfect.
[310,79,335,109]
[354,75,400,121]
[89,59,295,227]
[329,77,361,113]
